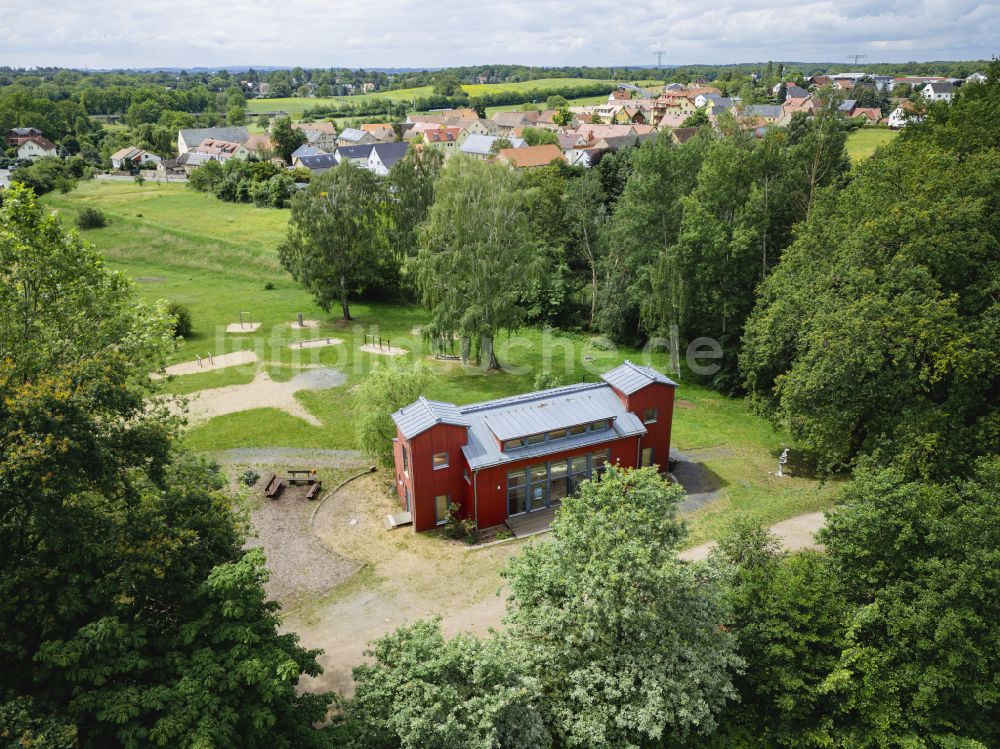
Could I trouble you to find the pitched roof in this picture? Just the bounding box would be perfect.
[838,99,857,112]
[192,138,244,156]
[297,153,338,170]
[179,126,249,146]
[8,127,42,136]
[601,360,677,395]
[497,143,563,168]
[336,144,375,160]
[16,135,57,151]
[852,107,882,121]
[460,134,525,155]
[293,121,337,135]
[337,127,368,142]
[425,127,462,143]
[671,127,700,144]
[243,133,272,151]
[291,144,324,160]
[111,145,145,160]
[392,397,469,440]
[741,104,783,119]
[369,141,409,169]
[785,85,810,99]
[460,383,646,470]
[925,81,956,93]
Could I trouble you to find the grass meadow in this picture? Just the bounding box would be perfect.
[43,179,843,543]
[845,127,898,161]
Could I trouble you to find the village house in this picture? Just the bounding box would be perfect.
[365,142,409,175]
[885,100,924,129]
[851,107,882,125]
[190,138,251,161]
[390,361,676,533]
[922,81,956,102]
[491,110,541,135]
[292,122,338,151]
[966,72,988,84]
[110,146,162,170]
[336,127,377,147]
[12,134,58,161]
[290,144,325,162]
[444,116,497,136]
[177,126,249,155]
[5,127,43,147]
[294,153,337,173]
[739,104,786,126]
[459,134,525,160]
[422,127,468,155]
[782,96,816,117]
[496,143,564,169]
[359,123,397,142]
[333,145,373,167]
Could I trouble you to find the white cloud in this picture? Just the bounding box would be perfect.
[1,0,997,68]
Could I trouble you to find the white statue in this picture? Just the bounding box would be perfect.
[777,448,789,477]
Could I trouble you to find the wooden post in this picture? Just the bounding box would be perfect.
[297,312,304,327]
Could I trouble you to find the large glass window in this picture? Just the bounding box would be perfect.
[529,463,547,511]
[401,445,409,474]
[433,451,449,469]
[435,494,450,525]
[507,469,527,516]
[549,459,569,504]
[643,408,658,424]
[593,449,611,474]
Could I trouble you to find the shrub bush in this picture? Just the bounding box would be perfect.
[442,503,477,545]
[239,469,260,487]
[76,207,108,229]
[166,301,192,338]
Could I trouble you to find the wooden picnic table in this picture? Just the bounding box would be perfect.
[287,469,317,485]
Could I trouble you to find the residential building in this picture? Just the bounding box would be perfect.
[190,138,251,161]
[366,142,409,175]
[360,123,397,142]
[670,127,700,145]
[390,361,677,532]
[837,99,858,115]
[739,104,785,126]
[459,134,526,160]
[496,143,564,169]
[110,146,162,170]
[294,153,338,173]
[492,110,541,134]
[290,144,325,162]
[922,82,955,102]
[333,144,374,167]
[886,100,923,129]
[422,127,468,155]
[5,127,43,147]
[782,96,816,117]
[966,72,988,84]
[336,127,377,147]
[13,136,58,160]
[177,126,249,154]
[293,122,339,151]
[851,107,882,124]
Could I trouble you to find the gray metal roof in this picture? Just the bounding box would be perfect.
[392,396,469,439]
[838,99,857,111]
[337,127,367,142]
[472,384,619,442]
[600,360,677,395]
[742,104,784,119]
[291,144,323,160]
[460,134,525,155]
[461,384,647,470]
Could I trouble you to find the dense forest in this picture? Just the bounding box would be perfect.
[2,62,998,747]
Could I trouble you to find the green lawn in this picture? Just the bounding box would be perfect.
[43,180,843,540]
[846,128,898,162]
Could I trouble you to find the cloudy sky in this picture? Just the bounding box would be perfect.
[3,0,997,69]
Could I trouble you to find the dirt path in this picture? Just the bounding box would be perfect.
[677,511,826,561]
[278,474,827,696]
[284,473,526,696]
[160,350,257,376]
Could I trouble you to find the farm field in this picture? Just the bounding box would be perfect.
[43,180,842,547]
[245,78,663,119]
[846,127,898,161]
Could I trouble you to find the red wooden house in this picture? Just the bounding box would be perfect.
[390,361,677,532]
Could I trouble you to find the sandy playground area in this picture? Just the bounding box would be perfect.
[178,367,345,425]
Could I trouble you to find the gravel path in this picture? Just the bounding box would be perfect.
[677,511,826,561]
[208,447,363,464]
[162,350,257,376]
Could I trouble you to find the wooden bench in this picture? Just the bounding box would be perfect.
[264,474,284,500]
[306,481,322,500]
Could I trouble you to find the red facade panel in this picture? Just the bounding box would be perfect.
[395,423,469,532]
